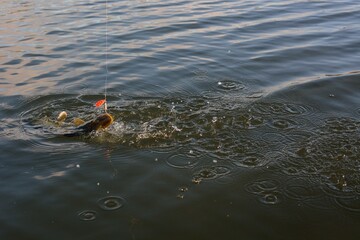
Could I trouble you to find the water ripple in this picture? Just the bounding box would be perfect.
[166,153,199,169]
[249,102,316,117]
[217,80,245,91]
[267,118,298,130]
[245,179,282,205]
[335,197,360,213]
[273,116,360,206]
[78,210,97,221]
[192,165,231,184]
[1,0,360,227]
[97,196,125,211]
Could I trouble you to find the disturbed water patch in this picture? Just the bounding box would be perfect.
[18,94,360,212]
[271,116,360,211]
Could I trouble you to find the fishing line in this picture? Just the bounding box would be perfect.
[94,0,110,111]
[104,0,109,112]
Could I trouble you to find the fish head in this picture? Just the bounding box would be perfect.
[95,113,114,129]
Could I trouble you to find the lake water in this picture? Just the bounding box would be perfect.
[1,0,360,239]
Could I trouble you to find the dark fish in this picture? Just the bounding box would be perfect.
[64,113,114,137]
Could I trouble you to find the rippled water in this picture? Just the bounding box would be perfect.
[1,0,360,239]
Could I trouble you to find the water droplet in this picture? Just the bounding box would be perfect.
[78,210,97,221]
[178,186,188,192]
[177,194,184,199]
[97,196,125,211]
[192,177,202,184]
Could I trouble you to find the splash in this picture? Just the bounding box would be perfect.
[18,94,360,211]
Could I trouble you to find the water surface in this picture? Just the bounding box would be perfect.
[1,0,360,239]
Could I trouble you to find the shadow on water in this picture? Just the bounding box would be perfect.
[17,73,360,215]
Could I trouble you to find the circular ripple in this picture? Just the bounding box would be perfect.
[282,129,314,144]
[259,192,281,205]
[245,179,280,195]
[249,102,315,116]
[259,132,289,151]
[284,103,315,115]
[283,178,323,201]
[192,165,231,182]
[232,153,267,168]
[245,179,282,205]
[201,90,222,100]
[285,185,314,200]
[320,175,354,199]
[217,80,245,91]
[78,210,97,221]
[302,196,336,210]
[267,118,298,130]
[166,154,200,169]
[335,197,360,212]
[97,196,125,211]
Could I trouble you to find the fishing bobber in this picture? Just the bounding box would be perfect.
[95,99,107,112]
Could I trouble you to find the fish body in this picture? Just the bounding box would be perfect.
[64,113,113,137]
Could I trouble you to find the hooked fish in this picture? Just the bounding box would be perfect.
[61,113,114,137]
